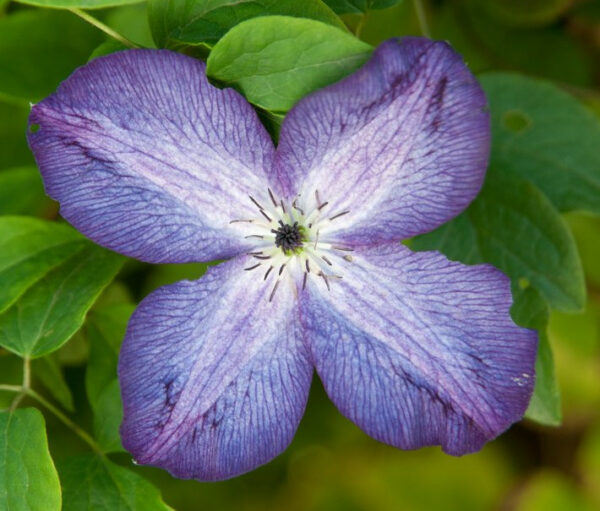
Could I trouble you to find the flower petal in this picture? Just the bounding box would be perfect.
[28,50,275,263]
[299,244,537,454]
[119,258,312,481]
[275,37,489,243]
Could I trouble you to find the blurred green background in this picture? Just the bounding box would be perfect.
[1,0,599,510]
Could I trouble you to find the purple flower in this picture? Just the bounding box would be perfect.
[27,37,537,481]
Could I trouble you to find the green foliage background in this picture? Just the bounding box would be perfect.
[1,0,600,510]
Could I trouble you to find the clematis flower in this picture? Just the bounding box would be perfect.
[27,37,537,481]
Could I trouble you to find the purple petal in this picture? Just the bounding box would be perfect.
[28,50,275,263]
[275,37,489,244]
[299,243,537,454]
[118,257,312,481]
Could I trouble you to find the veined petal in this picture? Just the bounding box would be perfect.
[119,258,312,481]
[275,38,489,243]
[28,50,275,263]
[299,244,537,454]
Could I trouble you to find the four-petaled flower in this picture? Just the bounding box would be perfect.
[27,37,537,481]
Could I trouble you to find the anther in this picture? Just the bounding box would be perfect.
[322,255,332,266]
[305,260,311,273]
[244,263,261,271]
[268,188,278,208]
[264,266,273,280]
[259,209,272,222]
[292,200,304,215]
[269,281,280,302]
[280,199,286,213]
[329,210,350,221]
[245,235,264,239]
[249,195,265,211]
[279,264,286,276]
[253,254,271,260]
[303,272,308,290]
[319,272,331,291]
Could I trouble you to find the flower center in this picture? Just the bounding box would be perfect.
[230,188,353,301]
[272,221,305,254]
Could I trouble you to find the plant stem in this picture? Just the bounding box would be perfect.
[9,357,30,412]
[0,383,103,455]
[69,8,138,48]
[28,389,104,455]
[412,0,431,38]
[0,384,22,393]
[355,13,368,39]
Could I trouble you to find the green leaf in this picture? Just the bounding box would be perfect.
[0,9,102,101]
[0,408,61,511]
[483,0,573,28]
[15,0,143,8]
[0,217,84,314]
[0,244,124,358]
[480,73,600,214]
[323,0,400,14]
[59,455,173,511]
[207,16,372,112]
[149,0,347,49]
[413,171,585,312]
[93,379,124,453]
[85,304,134,453]
[86,304,134,407]
[0,167,52,216]
[89,40,129,61]
[32,355,75,412]
[438,4,593,86]
[511,286,561,426]
[0,100,34,170]
[105,3,155,48]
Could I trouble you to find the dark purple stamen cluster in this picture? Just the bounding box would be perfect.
[272,220,303,253]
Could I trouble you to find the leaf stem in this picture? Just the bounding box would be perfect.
[0,383,103,455]
[412,0,431,38]
[69,8,138,49]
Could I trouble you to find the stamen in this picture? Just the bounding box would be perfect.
[321,255,333,266]
[249,195,265,211]
[279,264,286,276]
[329,210,350,221]
[230,219,254,224]
[343,255,354,262]
[259,209,272,222]
[314,229,320,249]
[253,254,271,260]
[315,190,322,208]
[280,199,286,214]
[269,280,280,302]
[303,272,308,290]
[305,260,311,273]
[264,266,273,280]
[332,246,354,252]
[319,272,331,291]
[245,235,264,239]
[318,201,329,211]
[244,263,261,271]
[268,188,278,208]
[292,200,304,216]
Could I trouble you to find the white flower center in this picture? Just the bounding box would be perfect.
[231,189,353,301]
